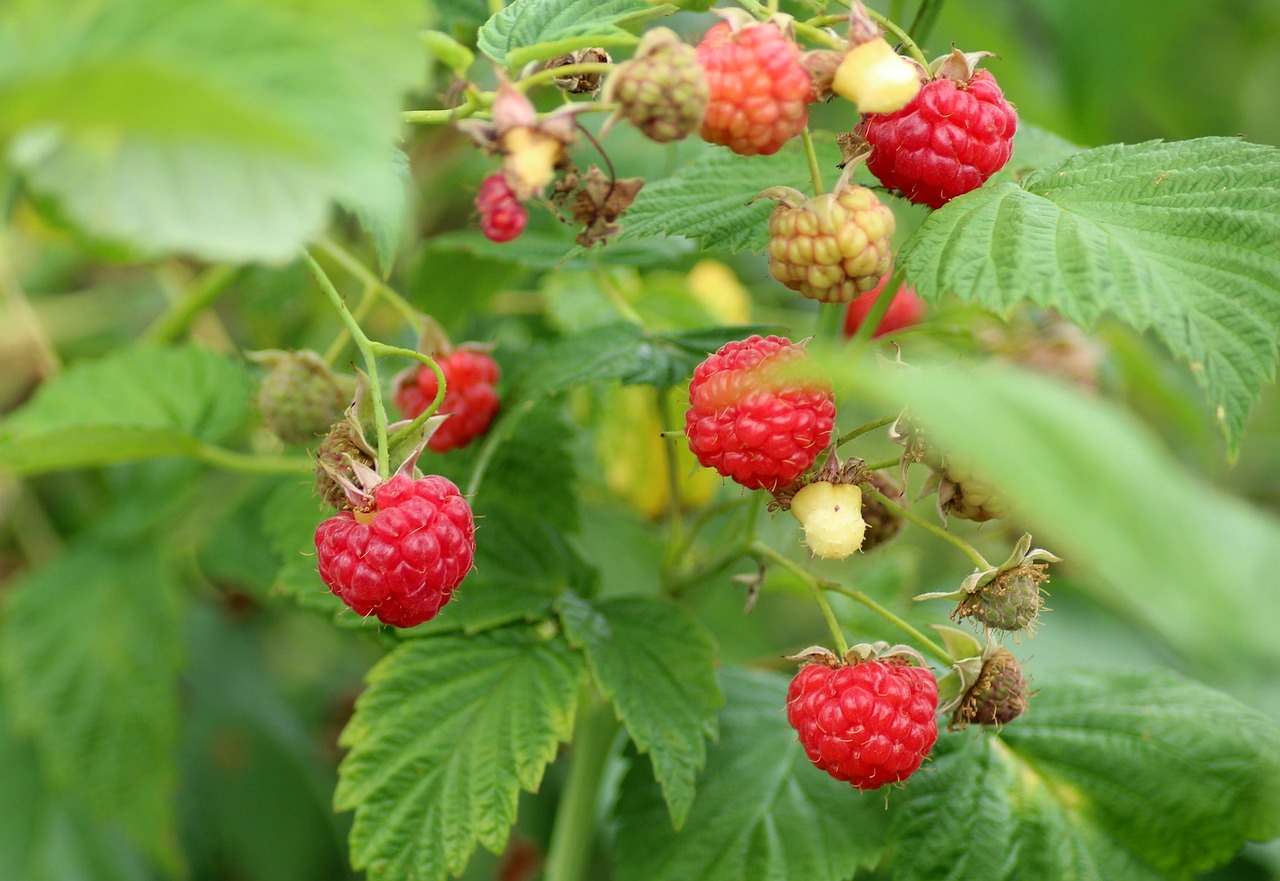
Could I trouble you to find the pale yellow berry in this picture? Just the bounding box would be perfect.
[832,38,922,115]
[790,481,867,559]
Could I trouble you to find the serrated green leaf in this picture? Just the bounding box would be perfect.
[616,137,845,253]
[893,670,1280,881]
[477,0,659,68]
[0,345,250,474]
[990,122,1083,186]
[559,593,722,828]
[898,137,1280,453]
[838,357,1280,677]
[335,626,587,880]
[614,668,888,881]
[0,539,185,872]
[0,0,421,262]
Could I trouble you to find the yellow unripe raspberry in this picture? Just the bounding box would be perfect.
[832,38,922,114]
[790,481,867,559]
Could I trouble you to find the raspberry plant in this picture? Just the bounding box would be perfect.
[0,1,1279,881]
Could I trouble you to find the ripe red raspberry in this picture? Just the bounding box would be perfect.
[842,276,926,338]
[787,658,938,790]
[394,349,501,453]
[859,51,1017,209]
[314,474,475,627]
[696,20,814,156]
[475,173,528,242]
[684,335,835,491]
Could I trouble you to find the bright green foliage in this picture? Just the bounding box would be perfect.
[613,668,889,881]
[477,0,658,68]
[892,670,1280,881]
[898,137,1280,453]
[559,593,723,828]
[841,357,1280,679]
[0,540,185,872]
[335,626,586,880]
[0,0,422,262]
[0,345,250,474]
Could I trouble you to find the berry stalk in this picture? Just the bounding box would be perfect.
[865,487,992,569]
[314,236,421,330]
[845,270,904,348]
[837,414,897,447]
[800,127,825,195]
[373,343,449,446]
[824,583,954,665]
[143,263,242,344]
[322,280,377,365]
[543,689,621,881]
[750,541,849,656]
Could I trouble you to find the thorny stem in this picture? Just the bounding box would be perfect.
[303,251,391,478]
[866,487,991,570]
[824,583,954,665]
[314,236,421,331]
[750,541,849,656]
[516,62,614,93]
[144,263,242,344]
[372,343,448,448]
[837,414,896,447]
[800,127,825,196]
[323,280,379,366]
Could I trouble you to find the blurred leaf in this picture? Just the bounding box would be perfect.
[0,0,422,262]
[616,137,845,253]
[559,593,722,828]
[898,137,1280,453]
[840,357,1280,676]
[335,626,586,880]
[892,670,1280,881]
[614,668,889,881]
[346,147,411,277]
[424,229,698,270]
[477,0,657,68]
[0,540,185,871]
[0,345,250,474]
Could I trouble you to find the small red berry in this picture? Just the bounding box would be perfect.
[684,335,835,492]
[696,20,815,156]
[394,349,501,453]
[314,474,476,627]
[842,276,926,338]
[786,659,938,790]
[859,51,1017,209]
[476,173,528,242]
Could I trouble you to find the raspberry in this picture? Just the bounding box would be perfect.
[696,19,814,156]
[843,276,926,338]
[936,462,1011,522]
[314,474,476,627]
[955,561,1048,632]
[255,350,350,445]
[950,647,1029,729]
[859,51,1017,209]
[765,185,895,303]
[394,349,501,453]
[684,335,835,491]
[603,28,708,143]
[787,658,938,790]
[790,480,866,559]
[475,173,528,242]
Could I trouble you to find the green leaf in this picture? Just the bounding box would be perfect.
[892,670,1280,881]
[0,539,186,872]
[345,147,411,277]
[616,137,845,253]
[477,0,660,68]
[558,593,723,828]
[0,344,250,474]
[614,668,888,881]
[335,626,587,880]
[898,137,1280,453]
[425,229,698,270]
[0,0,422,262]
[839,357,1280,677]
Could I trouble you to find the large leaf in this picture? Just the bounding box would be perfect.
[616,137,846,254]
[0,345,250,474]
[477,0,661,68]
[0,539,186,871]
[0,0,422,262]
[898,137,1280,452]
[335,626,587,880]
[837,357,1280,678]
[891,670,1280,881]
[613,668,888,881]
[559,593,722,828]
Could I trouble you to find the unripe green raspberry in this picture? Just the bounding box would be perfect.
[955,562,1048,632]
[939,463,1011,522]
[950,647,1029,729]
[255,350,350,446]
[790,480,867,559]
[603,28,708,143]
[765,184,895,303]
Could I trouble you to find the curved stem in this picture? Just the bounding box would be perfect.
[144,263,241,344]
[314,236,421,330]
[543,688,620,881]
[863,456,900,471]
[403,89,484,125]
[194,443,313,475]
[824,583,953,665]
[750,542,849,656]
[838,414,896,447]
[800,127,825,196]
[464,398,536,497]
[303,251,391,478]
[866,487,991,569]
[372,343,448,447]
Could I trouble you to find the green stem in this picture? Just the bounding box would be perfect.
[303,251,391,478]
[194,443,313,475]
[837,414,896,447]
[864,6,931,71]
[517,62,614,92]
[314,236,421,331]
[323,280,378,366]
[864,456,900,471]
[750,542,849,656]
[543,690,620,881]
[846,269,900,347]
[464,398,536,497]
[144,264,241,343]
[799,127,825,196]
[825,584,953,664]
[658,389,686,576]
[866,487,991,569]
[373,343,448,447]
[816,301,845,343]
[906,0,946,45]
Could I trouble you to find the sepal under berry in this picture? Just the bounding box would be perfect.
[916,533,1061,635]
